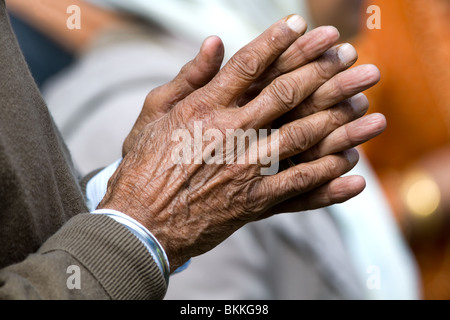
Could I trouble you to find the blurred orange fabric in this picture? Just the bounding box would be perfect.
[355,0,450,299]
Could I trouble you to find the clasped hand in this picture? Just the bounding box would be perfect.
[99,15,386,271]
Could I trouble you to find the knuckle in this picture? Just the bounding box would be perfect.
[145,85,163,104]
[178,100,210,123]
[271,77,302,111]
[242,180,267,214]
[312,58,333,82]
[228,50,265,80]
[235,107,257,131]
[181,89,221,121]
[328,76,347,99]
[265,26,291,52]
[321,156,340,177]
[285,40,313,68]
[177,62,191,80]
[326,108,346,128]
[291,166,317,193]
[291,39,307,58]
[283,121,314,154]
[291,156,346,194]
[212,113,242,135]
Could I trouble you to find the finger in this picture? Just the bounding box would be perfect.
[287,64,380,120]
[265,175,366,217]
[252,95,366,169]
[205,14,307,106]
[240,26,340,105]
[145,36,224,118]
[273,26,340,74]
[123,37,224,156]
[239,43,358,129]
[273,95,368,162]
[295,112,387,163]
[254,149,360,209]
[183,36,225,90]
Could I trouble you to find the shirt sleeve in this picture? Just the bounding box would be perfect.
[85,158,190,274]
[86,158,122,212]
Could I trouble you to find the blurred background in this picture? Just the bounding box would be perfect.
[5,0,450,299]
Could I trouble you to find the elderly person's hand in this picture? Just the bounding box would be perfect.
[100,15,386,271]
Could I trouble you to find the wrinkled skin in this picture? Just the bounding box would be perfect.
[99,16,386,271]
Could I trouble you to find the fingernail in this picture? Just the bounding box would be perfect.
[343,148,359,164]
[349,93,369,115]
[337,43,357,65]
[286,14,306,33]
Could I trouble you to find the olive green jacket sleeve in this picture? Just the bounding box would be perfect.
[0,1,166,299]
[0,214,167,299]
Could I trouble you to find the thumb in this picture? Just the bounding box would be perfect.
[123,36,224,156]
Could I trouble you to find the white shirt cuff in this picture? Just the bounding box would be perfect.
[86,158,189,276]
[86,158,122,212]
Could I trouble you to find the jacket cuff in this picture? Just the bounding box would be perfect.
[39,213,167,299]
